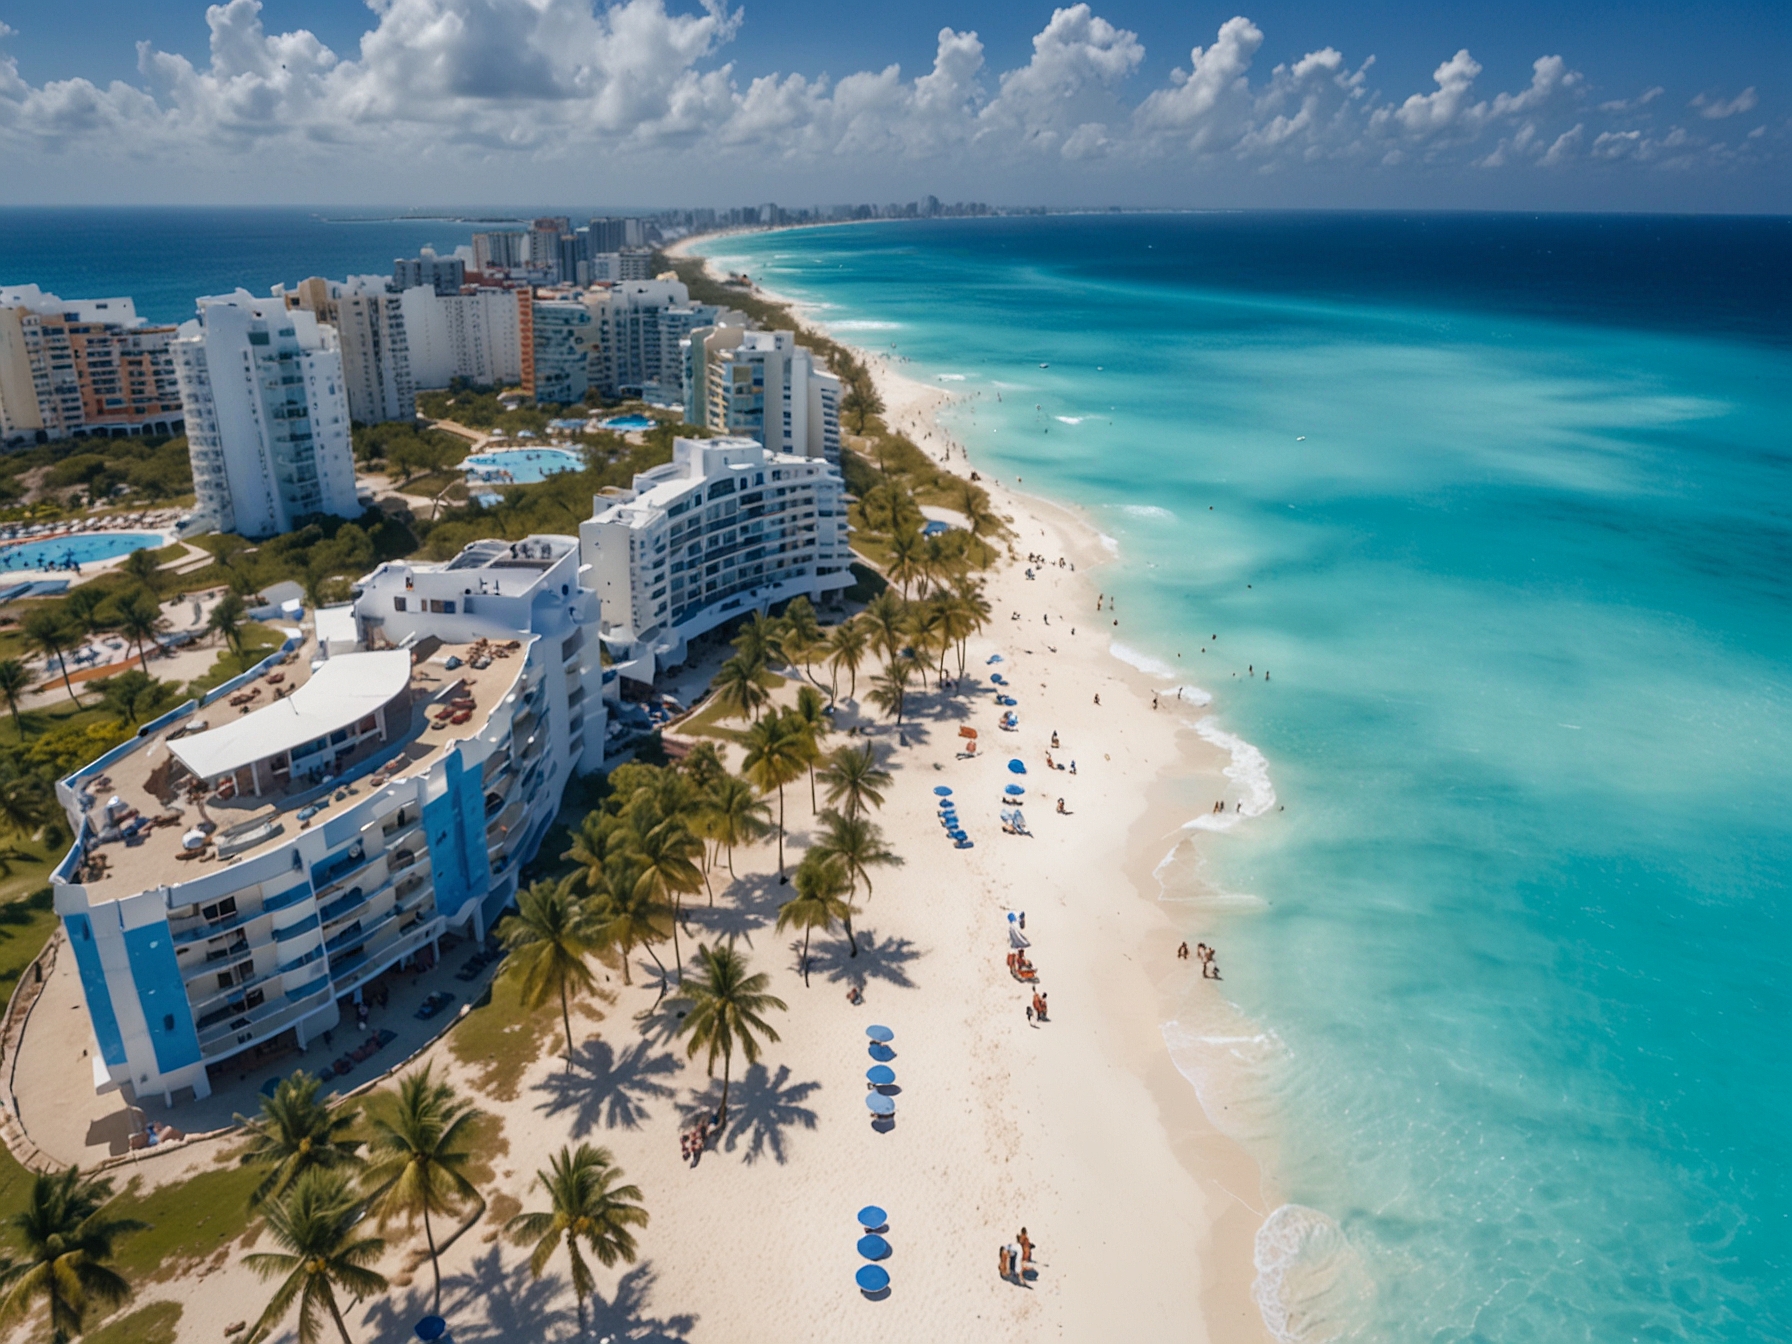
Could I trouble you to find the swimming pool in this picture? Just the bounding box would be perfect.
[461,449,584,485]
[0,531,164,572]
[599,414,657,431]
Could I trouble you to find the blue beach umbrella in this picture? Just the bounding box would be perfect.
[857,1205,888,1228]
[866,1064,896,1086]
[1004,784,1025,796]
[858,1234,892,1260]
[866,1024,894,1042]
[987,654,1004,664]
[868,1041,895,1061]
[1007,759,1027,774]
[933,785,953,796]
[866,1093,896,1116]
[856,1264,891,1293]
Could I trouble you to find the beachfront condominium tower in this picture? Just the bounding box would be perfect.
[398,286,525,390]
[685,327,842,465]
[173,292,359,538]
[0,285,184,448]
[579,436,851,681]
[393,249,466,296]
[583,279,745,406]
[523,300,593,405]
[50,535,605,1104]
[335,291,415,425]
[281,276,417,426]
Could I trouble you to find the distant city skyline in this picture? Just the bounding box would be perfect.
[0,0,1784,210]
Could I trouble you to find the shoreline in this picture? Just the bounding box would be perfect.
[675,233,1280,1343]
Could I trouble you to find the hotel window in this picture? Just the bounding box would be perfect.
[393,597,407,611]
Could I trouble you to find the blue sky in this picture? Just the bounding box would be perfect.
[0,0,1784,208]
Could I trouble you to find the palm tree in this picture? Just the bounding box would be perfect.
[0,661,29,740]
[0,1167,144,1344]
[943,585,990,679]
[740,712,809,880]
[818,743,892,819]
[865,659,915,726]
[627,817,704,979]
[909,594,952,687]
[498,877,600,1070]
[812,809,902,903]
[22,610,81,706]
[580,857,672,988]
[244,1169,387,1344]
[506,1144,648,1336]
[120,547,160,589]
[821,618,869,701]
[697,774,770,880]
[711,653,769,722]
[789,684,831,810]
[207,592,249,656]
[674,943,785,1123]
[0,768,52,843]
[954,477,1002,537]
[885,528,926,598]
[776,853,858,983]
[731,609,781,669]
[60,587,110,648]
[113,589,169,672]
[777,596,825,686]
[861,589,908,668]
[235,1070,365,1208]
[363,1066,484,1316]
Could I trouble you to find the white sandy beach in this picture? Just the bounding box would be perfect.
[68,248,1281,1344]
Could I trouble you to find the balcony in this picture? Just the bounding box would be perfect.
[197,981,330,1055]
[319,879,388,928]
[311,845,373,894]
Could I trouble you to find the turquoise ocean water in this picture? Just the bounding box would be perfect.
[702,216,1792,1343]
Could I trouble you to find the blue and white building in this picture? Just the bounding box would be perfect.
[51,535,604,1104]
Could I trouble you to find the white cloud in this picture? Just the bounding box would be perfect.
[1690,87,1757,119]
[1389,49,1483,135]
[1599,86,1662,113]
[0,1,1774,199]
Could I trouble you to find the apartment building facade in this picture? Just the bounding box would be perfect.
[51,536,603,1104]
[172,292,360,538]
[579,436,852,680]
[0,286,184,447]
[685,327,842,465]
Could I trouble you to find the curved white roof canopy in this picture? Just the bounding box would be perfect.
[169,651,411,781]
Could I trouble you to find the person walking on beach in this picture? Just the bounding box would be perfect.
[1026,1003,1035,1026]
[1177,941,1190,960]
[999,1244,1012,1281]
[1093,694,1100,706]
[1018,1228,1034,1268]
[1051,731,1060,748]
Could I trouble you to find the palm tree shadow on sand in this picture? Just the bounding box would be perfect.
[682,871,785,946]
[531,1038,682,1135]
[363,1245,696,1342]
[803,927,923,994]
[684,1062,819,1166]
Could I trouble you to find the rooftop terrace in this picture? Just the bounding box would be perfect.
[66,639,528,899]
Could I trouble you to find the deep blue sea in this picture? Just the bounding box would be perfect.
[705,215,1792,1343]
[0,208,480,324]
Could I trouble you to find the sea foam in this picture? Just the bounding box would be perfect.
[827,319,902,331]
[1187,719,1276,831]
[1251,1204,1374,1344]
[1120,503,1176,520]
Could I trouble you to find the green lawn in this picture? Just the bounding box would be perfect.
[84,1300,182,1344]
[673,673,788,744]
[446,971,584,1103]
[107,1160,263,1284]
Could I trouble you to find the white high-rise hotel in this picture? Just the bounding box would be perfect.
[172,292,360,538]
[581,436,852,680]
[52,536,605,1104]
